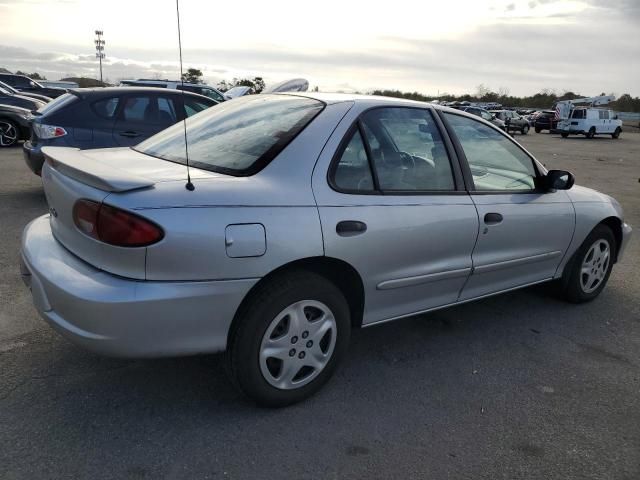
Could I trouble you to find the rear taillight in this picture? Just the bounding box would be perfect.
[72,199,164,247]
[32,123,67,139]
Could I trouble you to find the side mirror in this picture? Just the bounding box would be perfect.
[544,169,574,190]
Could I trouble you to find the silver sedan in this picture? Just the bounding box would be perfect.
[20,93,632,406]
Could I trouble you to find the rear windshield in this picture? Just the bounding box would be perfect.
[36,93,77,115]
[135,95,325,176]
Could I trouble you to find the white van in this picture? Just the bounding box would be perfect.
[556,108,622,139]
[118,79,225,103]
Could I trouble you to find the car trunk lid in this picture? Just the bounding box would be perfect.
[40,146,206,279]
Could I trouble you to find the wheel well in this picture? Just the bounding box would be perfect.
[600,217,623,262]
[228,257,365,345]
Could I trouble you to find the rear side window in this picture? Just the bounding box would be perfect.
[122,96,151,121]
[91,97,120,119]
[332,107,455,193]
[135,95,324,176]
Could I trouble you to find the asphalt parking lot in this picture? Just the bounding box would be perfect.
[1,132,638,480]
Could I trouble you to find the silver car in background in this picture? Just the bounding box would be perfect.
[21,93,632,406]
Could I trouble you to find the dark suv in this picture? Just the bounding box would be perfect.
[23,87,218,174]
[489,110,530,134]
[534,110,558,133]
[0,74,67,99]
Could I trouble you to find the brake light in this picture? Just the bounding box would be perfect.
[72,199,164,247]
[33,123,67,139]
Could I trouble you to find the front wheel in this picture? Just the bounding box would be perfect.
[561,132,569,138]
[560,224,616,303]
[226,270,351,407]
[0,119,19,147]
[521,124,529,135]
[586,126,596,139]
[612,127,621,139]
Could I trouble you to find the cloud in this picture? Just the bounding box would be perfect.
[0,2,638,96]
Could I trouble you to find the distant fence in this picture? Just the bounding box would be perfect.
[617,112,640,121]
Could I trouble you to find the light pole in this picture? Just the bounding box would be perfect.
[94,30,105,84]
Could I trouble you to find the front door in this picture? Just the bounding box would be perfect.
[313,106,479,324]
[441,112,575,300]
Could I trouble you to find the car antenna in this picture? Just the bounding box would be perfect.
[176,0,194,191]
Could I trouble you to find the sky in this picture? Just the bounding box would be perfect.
[0,0,638,97]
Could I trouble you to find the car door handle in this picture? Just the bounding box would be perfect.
[336,220,367,237]
[119,131,140,138]
[484,213,503,225]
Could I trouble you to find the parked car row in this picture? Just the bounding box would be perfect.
[22,87,218,173]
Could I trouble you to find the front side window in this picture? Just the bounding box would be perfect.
[136,95,324,175]
[444,113,537,191]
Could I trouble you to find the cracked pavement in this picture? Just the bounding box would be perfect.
[1,133,639,479]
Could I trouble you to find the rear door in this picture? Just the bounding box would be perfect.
[313,106,479,324]
[441,112,574,300]
[112,94,178,146]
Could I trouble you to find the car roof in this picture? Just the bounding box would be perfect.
[68,86,216,101]
[275,92,494,121]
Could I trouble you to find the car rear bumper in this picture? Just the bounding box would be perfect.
[20,215,258,358]
[22,141,45,174]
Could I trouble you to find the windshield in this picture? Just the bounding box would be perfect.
[135,95,324,176]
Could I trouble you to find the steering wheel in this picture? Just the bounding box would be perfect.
[397,151,416,170]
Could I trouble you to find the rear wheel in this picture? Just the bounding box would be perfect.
[559,224,616,303]
[612,127,621,139]
[0,120,18,148]
[535,127,541,133]
[586,126,596,139]
[561,132,569,138]
[226,270,351,407]
[521,124,529,135]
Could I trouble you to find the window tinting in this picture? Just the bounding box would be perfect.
[135,95,324,175]
[333,130,374,192]
[92,97,120,119]
[182,97,212,117]
[360,108,454,191]
[157,97,177,126]
[444,113,537,191]
[122,96,151,122]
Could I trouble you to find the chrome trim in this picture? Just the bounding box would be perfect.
[473,251,562,274]
[363,277,554,328]
[377,267,471,290]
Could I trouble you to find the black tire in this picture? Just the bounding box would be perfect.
[226,270,351,407]
[612,127,621,139]
[559,224,616,303]
[521,124,529,135]
[0,119,19,148]
[535,127,541,133]
[586,127,596,139]
[561,133,569,138]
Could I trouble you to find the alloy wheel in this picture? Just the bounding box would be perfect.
[0,121,18,147]
[580,239,610,293]
[259,300,337,390]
